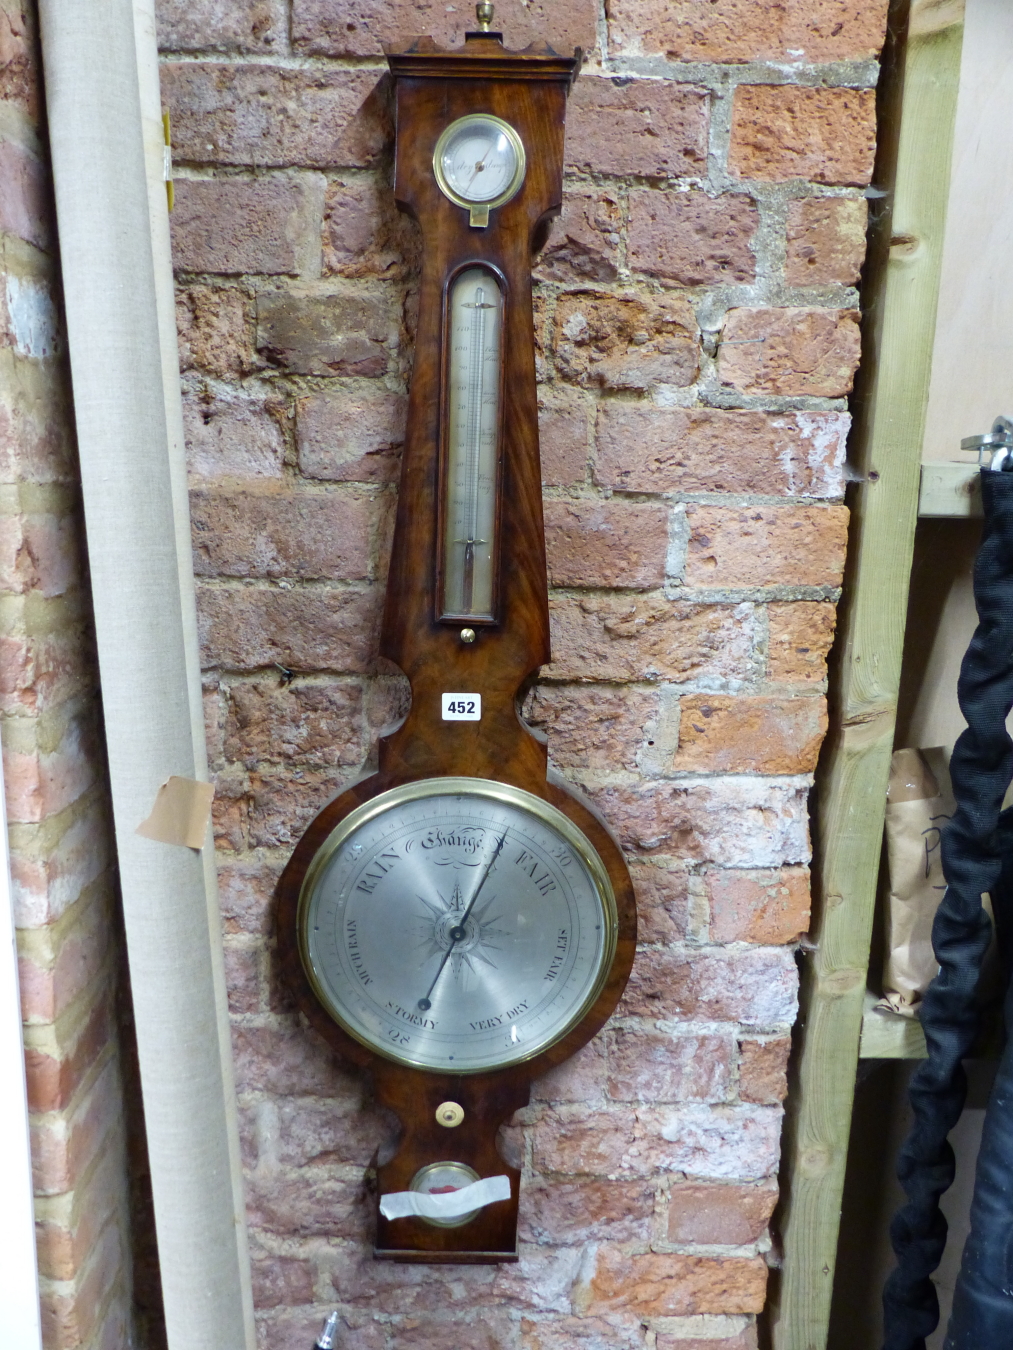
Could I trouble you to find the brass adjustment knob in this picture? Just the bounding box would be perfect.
[436,1101,465,1128]
[460,627,477,645]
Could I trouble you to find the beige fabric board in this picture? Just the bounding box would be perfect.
[36,1,254,1346]
[131,0,256,1334]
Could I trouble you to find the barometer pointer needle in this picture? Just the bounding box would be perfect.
[465,140,497,190]
[417,832,507,1011]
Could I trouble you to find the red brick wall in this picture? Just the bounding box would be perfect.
[1,2,135,1346]
[160,0,885,1345]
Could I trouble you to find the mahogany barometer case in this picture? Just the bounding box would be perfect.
[276,8,637,1263]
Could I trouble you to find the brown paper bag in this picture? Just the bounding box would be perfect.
[877,747,955,1018]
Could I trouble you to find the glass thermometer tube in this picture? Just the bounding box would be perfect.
[441,267,503,621]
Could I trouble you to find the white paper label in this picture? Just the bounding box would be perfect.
[379,1174,511,1220]
[442,693,481,721]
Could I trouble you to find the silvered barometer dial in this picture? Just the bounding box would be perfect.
[299,779,617,1073]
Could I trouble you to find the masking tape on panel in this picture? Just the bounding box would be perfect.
[136,776,215,850]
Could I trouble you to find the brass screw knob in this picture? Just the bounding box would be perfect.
[476,2,494,30]
[460,627,476,644]
[436,1101,465,1128]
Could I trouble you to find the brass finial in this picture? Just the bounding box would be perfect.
[475,2,494,30]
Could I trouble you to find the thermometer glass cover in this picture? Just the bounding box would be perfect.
[441,266,503,621]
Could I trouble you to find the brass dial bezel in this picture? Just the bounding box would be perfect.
[296,776,619,1074]
[433,114,527,213]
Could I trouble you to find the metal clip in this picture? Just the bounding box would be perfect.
[961,415,1013,470]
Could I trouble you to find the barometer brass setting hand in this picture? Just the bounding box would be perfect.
[417,831,507,1011]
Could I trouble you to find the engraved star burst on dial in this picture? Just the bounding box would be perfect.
[415,880,509,980]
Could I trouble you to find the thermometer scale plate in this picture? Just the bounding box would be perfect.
[440,266,504,621]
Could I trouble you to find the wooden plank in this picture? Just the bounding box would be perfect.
[918,461,981,517]
[768,3,965,1345]
[921,0,1013,462]
[859,991,928,1059]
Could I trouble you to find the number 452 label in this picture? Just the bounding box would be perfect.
[442,693,481,721]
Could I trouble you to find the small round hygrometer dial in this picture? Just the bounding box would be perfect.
[434,114,526,209]
[298,778,616,1073]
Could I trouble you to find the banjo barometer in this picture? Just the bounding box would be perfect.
[277,4,636,1263]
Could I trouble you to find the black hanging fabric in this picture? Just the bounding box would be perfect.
[944,982,1013,1342]
[943,805,1013,1346]
[882,467,1013,1350]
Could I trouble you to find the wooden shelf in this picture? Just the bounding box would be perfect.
[859,991,927,1059]
[919,461,982,517]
